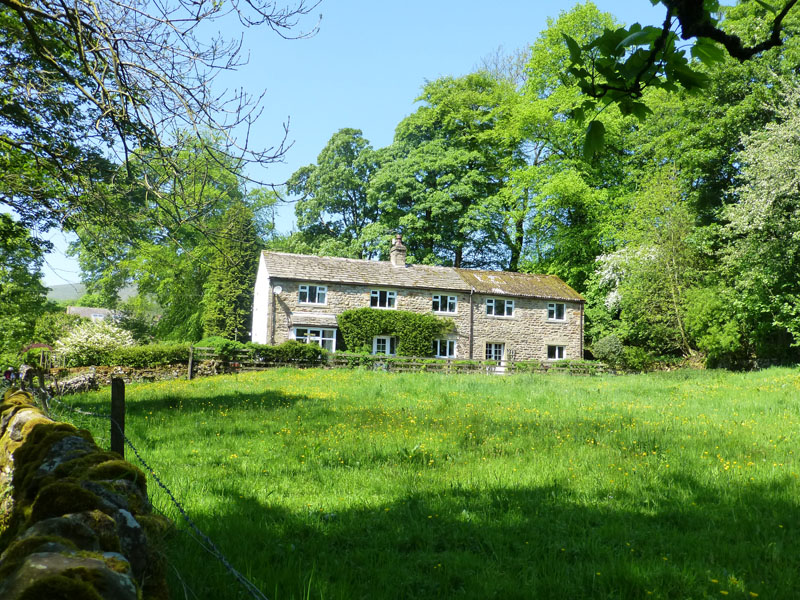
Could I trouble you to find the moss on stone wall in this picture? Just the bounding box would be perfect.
[0,388,171,600]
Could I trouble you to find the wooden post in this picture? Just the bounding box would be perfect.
[111,378,125,457]
[187,345,194,380]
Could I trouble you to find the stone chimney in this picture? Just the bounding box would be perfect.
[389,234,407,267]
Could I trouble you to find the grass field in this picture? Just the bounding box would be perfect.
[56,367,800,600]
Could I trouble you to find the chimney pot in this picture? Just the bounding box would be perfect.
[389,233,407,267]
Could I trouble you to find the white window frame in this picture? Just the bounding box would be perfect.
[432,294,457,313]
[298,284,327,305]
[372,335,397,356]
[432,338,456,359]
[370,289,397,309]
[294,327,337,351]
[486,298,514,317]
[485,342,505,361]
[547,345,565,360]
[547,302,566,322]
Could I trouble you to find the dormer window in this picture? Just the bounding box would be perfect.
[298,284,326,305]
[432,295,457,313]
[370,290,396,309]
[486,298,514,317]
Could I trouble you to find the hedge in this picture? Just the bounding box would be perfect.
[336,308,453,356]
[245,341,327,363]
[195,336,247,360]
[109,343,192,368]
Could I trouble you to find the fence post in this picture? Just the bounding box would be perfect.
[111,377,125,457]
[187,345,194,380]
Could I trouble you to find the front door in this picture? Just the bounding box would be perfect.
[485,343,505,362]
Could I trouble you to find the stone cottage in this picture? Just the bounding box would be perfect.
[251,236,585,361]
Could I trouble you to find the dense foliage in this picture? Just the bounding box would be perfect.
[337,308,453,357]
[280,2,800,367]
[4,1,800,369]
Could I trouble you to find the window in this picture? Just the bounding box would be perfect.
[373,336,397,356]
[547,345,565,360]
[485,343,505,361]
[298,284,327,305]
[294,328,336,351]
[370,290,396,309]
[547,302,566,321]
[486,298,514,317]
[432,295,457,313]
[432,339,456,358]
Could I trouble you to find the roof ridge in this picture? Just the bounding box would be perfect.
[263,250,462,272]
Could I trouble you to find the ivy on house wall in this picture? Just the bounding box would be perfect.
[337,308,453,356]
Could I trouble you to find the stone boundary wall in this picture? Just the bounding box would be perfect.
[0,388,170,599]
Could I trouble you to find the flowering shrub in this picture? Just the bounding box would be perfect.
[54,320,136,367]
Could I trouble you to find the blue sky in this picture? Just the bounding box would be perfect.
[42,0,664,286]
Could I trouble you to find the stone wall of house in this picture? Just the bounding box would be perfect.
[268,278,583,360]
[471,298,583,361]
[0,388,170,600]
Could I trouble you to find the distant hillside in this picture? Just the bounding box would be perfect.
[47,283,138,303]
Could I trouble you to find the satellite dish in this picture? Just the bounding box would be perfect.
[273,285,283,295]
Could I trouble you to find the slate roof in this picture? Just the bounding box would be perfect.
[66,306,118,319]
[455,269,584,302]
[262,251,469,291]
[261,251,584,302]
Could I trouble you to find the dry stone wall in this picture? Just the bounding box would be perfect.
[0,388,170,600]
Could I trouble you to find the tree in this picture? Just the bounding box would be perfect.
[512,3,627,289]
[0,214,50,360]
[202,202,262,341]
[288,129,381,259]
[561,1,800,155]
[0,0,318,238]
[370,73,519,268]
[721,80,800,356]
[69,136,268,341]
[588,169,702,356]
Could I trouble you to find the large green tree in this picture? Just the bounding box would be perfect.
[720,80,800,357]
[370,73,519,268]
[202,201,262,341]
[288,128,381,259]
[70,137,269,341]
[0,0,317,241]
[562,1,800,154]
[0,214,50,360]
[512,3,629,290]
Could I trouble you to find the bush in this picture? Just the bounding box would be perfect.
[196,336,246,360]
[620,346,655,372]
[32,311,83,346]
[245,341,327,363]
[592,334,624,368]
[54,320,136,367]
[110,343,191,368]
[510,360,543,373]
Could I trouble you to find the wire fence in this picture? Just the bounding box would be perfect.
[44,388,271,600]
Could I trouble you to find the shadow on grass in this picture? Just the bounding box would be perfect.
[66,386,319,418]
[164,473,799,600]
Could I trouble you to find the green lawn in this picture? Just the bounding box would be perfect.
[56,367,800,600]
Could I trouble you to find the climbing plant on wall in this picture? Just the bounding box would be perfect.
[337,308,453,356]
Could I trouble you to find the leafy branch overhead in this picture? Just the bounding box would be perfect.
[0,0,319,233]
[566,0,799,157]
